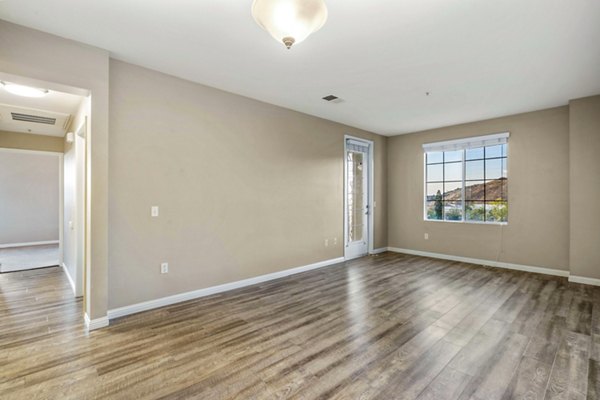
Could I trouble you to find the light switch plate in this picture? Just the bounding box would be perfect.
[151,206,159,217]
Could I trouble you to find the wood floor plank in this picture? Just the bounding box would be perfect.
[447,318,509,376]
[372,338,462,400]
[415,367,472,400]
[546,331,592,400]
[588,359,600,400]
[500,356,552,400]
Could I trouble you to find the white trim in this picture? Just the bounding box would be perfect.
[370,247,388,255]
[61,262,76,296]
[368,140,374,255]
[84,313,109,331]
[422,132,509,152]
[568,275,600,287]
[108,256,345,320]
[72,118,87,299]
[424,219,508,226]
[344,135,374,260]
[386,247,569,277]
[0,240,59,249]
[58,152,64,267]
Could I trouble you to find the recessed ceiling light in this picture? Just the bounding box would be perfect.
[1,81,49,98]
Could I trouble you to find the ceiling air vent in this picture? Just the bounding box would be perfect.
[11,112,57,125]
[322,95,339,101]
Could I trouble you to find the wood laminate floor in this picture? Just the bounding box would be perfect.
[1,252,599,399]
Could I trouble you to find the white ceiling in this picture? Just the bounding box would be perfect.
[1,0,599,135]
[0,87,82,117]
[0,82,84,136]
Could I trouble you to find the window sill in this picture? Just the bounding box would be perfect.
[423,219,508,226]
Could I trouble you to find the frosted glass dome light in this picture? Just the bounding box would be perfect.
[252,0,328,49]
[1,82,49,98]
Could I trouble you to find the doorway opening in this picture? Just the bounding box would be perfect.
[0,148,62,272]
[0,72,89,305]
[344,136,374,260]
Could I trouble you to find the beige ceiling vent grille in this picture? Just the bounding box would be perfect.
[0,104,72,136]
[322,95,343,103]
[11,112,57,125]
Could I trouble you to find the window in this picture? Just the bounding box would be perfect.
[424,133,508,223]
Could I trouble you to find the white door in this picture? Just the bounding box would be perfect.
[344,138,370,260]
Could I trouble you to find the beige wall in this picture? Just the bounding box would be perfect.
[388,107,570,272]
[0,150,60,245]
[0,20,109,319]
[0,130,64,153]
[569,95,600,279]
[108,60,386,309]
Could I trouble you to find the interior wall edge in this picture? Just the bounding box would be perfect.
[568,94,600,280]
[568,275,600,287]
[84,313,109,331]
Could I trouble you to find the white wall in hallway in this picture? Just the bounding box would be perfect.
[0,149,60,245]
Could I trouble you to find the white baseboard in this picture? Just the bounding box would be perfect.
[0,240,59,249]
[61,262,76,297]
[108,256,345,320]
[568,275,600,287]
[370,247,388,255]
[85,313,109,331]
[387,247,570,278]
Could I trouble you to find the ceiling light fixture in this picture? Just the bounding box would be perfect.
[1,82,49,98]
[252,0,328,49]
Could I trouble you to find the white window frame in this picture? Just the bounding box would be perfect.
[422,132,509,225]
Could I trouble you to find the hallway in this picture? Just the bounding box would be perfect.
[0,244,60,273]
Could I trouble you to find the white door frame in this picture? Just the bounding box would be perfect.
[73,119,86,298]
[343,135,374,260]
[0,146,64,267]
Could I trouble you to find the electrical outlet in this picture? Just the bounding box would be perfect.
[333,237,337,245]
[151,206,159,217]
[324,239,329,247]
[424,233,429,240]
[160,262,169,274]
